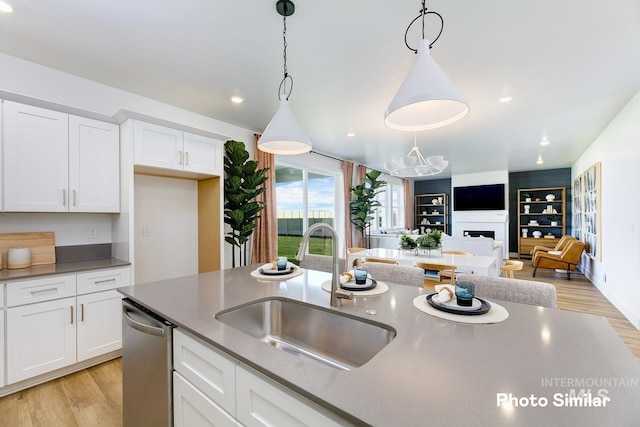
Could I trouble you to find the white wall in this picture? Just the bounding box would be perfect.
[133,174,198,284]
[572,90,640,329]
[0,213,112,246]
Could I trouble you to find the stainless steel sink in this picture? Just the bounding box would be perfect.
[215,297,396,370]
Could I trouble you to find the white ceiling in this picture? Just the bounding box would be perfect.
[1,0,639,179]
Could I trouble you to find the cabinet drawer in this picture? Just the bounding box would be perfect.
[76,267,131,295]
[173,372,238,427]
[236,365,349,427]
[6,275,76,307]
[173,329,236,415]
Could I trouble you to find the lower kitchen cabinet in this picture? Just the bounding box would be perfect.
[172,329,350,427]
[2,266,129,389]
[174,371,239,427]
[0,291,4,387]
[77,289,123,362]
[6,297,77,384]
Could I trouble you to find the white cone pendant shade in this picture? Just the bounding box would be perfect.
[258,97,312,154]
[385,39,469,131]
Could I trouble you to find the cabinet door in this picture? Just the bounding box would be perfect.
[69,116,120,212]
[134,121,184,171]
[236,365,348,427]
[183,132,223,176]
[3,101,69,212]
[0,308,4,388]
[173,372,238,427]
[6,297,76,384]
[173,329,236,415]
[77,290,123,362]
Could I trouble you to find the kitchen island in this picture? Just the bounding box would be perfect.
[118,265,640,426]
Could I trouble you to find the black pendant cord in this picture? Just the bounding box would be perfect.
[278,3,294,101]
[404,0,444,53]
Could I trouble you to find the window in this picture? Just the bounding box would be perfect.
[373,182,405,231]
[275,164,341,259]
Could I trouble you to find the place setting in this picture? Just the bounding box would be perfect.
[250,256,304,280]
[321,265,389,296]
[413,281,509,324]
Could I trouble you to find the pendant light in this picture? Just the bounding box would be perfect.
[384,1,469,131]
[258,0,312,155]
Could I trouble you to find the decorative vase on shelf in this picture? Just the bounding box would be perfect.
[546,194,555,201]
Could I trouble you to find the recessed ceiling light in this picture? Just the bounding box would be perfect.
[230,96,243,104]
[0,1,13,13]
[347,132,355,137]
[498,96,512,103]
[540,138,550,146]
[536,155,544,165]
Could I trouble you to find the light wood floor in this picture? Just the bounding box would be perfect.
[2,263,639,426]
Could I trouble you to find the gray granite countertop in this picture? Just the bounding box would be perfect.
[1,258,130,281]
[118,265,640,426]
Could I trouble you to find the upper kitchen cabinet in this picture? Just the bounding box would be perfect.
[69,116,120,212]
[2,101,120,213]
[133,120,222,177]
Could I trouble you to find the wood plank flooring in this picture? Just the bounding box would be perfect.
[0,358,122,427]
[2,264,639,426]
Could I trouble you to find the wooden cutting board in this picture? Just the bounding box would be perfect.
[0,232,56,269]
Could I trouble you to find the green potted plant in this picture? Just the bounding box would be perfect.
[223,140,270,267]
[548,215,559,226]
[416,229,442,250]
[522,192,531,202]
[350,170,386,248]
[399,233,417,250]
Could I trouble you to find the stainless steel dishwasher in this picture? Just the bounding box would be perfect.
[122,298,175,427]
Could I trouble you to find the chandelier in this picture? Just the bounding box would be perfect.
[383,137,448,177]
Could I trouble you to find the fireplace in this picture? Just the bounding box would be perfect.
[464,230,496,239]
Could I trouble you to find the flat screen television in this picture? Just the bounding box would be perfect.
[453,184,506,211]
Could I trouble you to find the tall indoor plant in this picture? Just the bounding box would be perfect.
[223,140,269,267]
[350,170,387,248]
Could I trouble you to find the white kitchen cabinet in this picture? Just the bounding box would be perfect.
[77,289,123,362]
[2,266,130,387]
[174,372,239,427]
[236,365,347,427]
[173,329,348,427]
[2,101,120,212]
[6,297,77,384]
[134,120,222,176]
[0,287,4,387]
[2,101,69,212]
[69,116,120,212]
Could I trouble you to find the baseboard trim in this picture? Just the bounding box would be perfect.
[0,350,121,398]
[582,266,640,331]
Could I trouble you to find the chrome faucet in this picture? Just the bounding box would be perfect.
[295,223,353,307]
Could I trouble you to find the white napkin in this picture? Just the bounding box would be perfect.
[340,272,353,284]
[434,284,455,303]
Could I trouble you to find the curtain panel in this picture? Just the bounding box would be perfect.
[250,135,278,264]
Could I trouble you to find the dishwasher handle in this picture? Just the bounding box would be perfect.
[123,306,166,337]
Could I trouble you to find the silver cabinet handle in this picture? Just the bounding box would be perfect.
[185,151,189,166]
[179,150,183,165]
[70,305,74,324]
[30,287,58,296]
[81,303,85,322]
[73,189,77,206]
[94,278,116,285]
[62,189,67,207]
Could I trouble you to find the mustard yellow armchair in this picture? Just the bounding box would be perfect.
[530,234,575,257]
[532,240,586,280]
